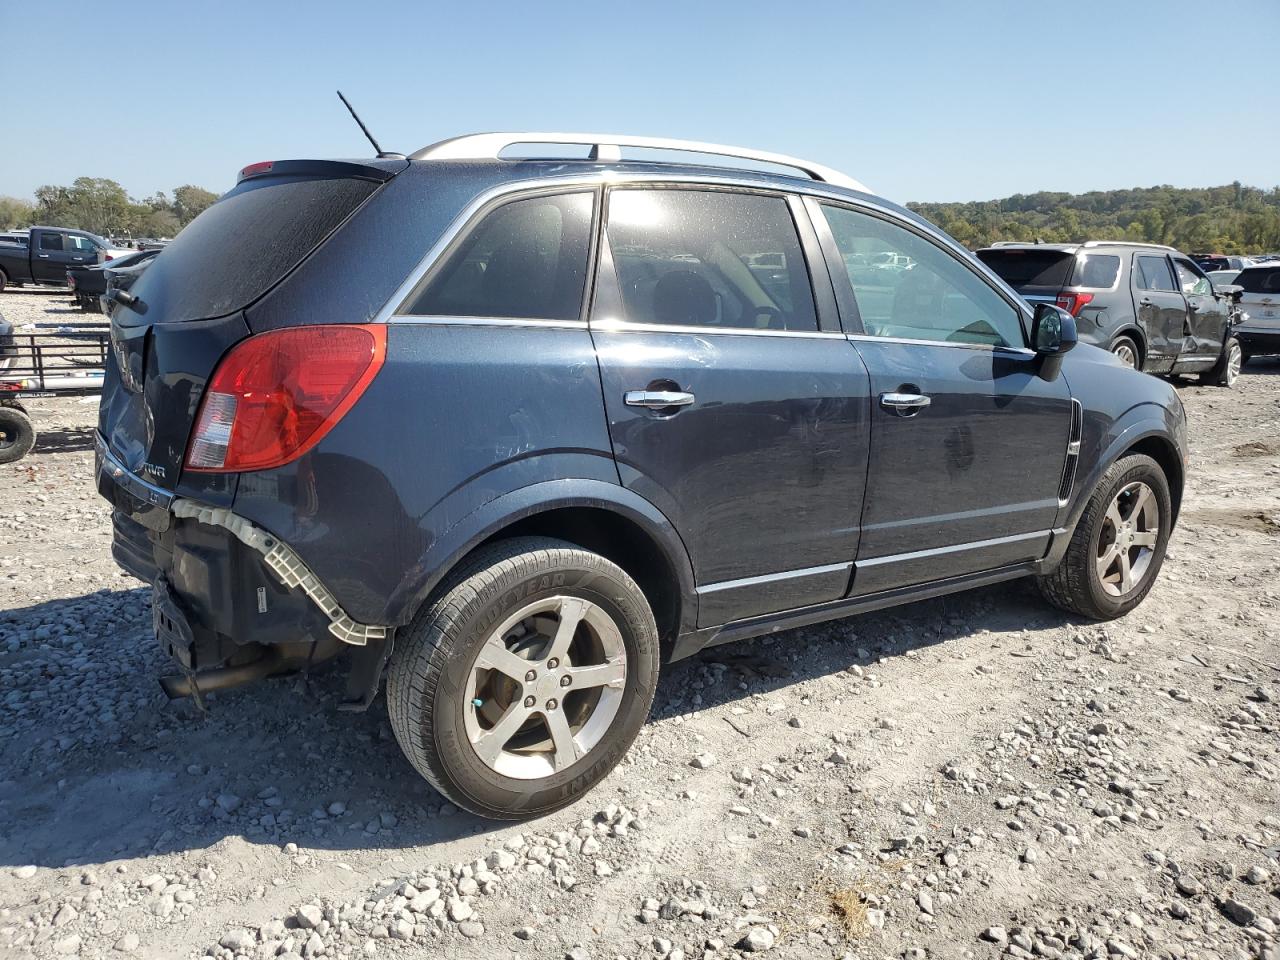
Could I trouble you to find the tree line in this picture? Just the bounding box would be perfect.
[0,179,220,239]
[909,182,1280,254]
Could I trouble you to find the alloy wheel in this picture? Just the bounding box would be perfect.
[1226,341,1242,384]
[1096,481,1160,597]
[463,595,627,780]
[1112,342,1137,369]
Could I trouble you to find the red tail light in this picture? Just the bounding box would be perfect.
[1055,292,1094,317]
[186,325,387,473]
[104,254,114,262]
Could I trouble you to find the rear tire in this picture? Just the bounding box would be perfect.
[0,406,36,464]
[1199,336,1242,387]
[0,268,8,293]
[387,536,660,820]
[1036,454,1171,620]
[1110,336,1140,370]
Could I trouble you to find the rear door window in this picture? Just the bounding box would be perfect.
[402,192,594,321]
[601,188,817,332]
[39,232,64,251]
[1069,254,1120,288]
[1134,255,1177,292]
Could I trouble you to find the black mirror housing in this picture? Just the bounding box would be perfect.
[1031,303,1077,381]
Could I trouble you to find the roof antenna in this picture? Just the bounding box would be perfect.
[336,90,404,159]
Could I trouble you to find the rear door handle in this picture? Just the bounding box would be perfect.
[624,390,695,409]
[880,392,931,416]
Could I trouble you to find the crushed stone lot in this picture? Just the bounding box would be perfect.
[1,285,1278,960]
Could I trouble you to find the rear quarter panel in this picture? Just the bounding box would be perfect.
[230,322,619,624]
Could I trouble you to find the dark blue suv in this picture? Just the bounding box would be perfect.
[96,134,1188,819]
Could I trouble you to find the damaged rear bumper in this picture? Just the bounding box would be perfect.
[96,433,389,690]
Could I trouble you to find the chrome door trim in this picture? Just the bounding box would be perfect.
[697,561,853,596]
[857,530,1050,568]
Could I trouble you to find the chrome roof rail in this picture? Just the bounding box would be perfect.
[410,132,870,193]
[1081,240,1176,251]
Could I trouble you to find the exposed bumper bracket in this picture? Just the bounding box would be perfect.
[170,499,388,647]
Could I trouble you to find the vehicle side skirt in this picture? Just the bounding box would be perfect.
[670,560,1039,661]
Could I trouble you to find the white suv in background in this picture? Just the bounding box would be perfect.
[1233,264,1280,363]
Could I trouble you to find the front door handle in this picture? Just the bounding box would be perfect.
[880,392,931,416]
[38,253,50,258]
[624,390,695,409]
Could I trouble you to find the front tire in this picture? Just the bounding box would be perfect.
[1199,336,1242,386]
[1036,453,1171,620]
[387,537,660,820]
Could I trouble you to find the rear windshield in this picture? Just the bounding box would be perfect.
[1236,267,1280,294]
[128,174,379,323]
[976,249,1074,288]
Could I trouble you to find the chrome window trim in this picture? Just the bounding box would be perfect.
[373,170,1034,329]
[386,315,589,330]
[844,332,1035,357]
[589,317,848,340]
[697,561,852,595]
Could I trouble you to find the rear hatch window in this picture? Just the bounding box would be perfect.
[129,169,383,324]
[99,162,397,492]
[976,249,1075,291]
[1236,267,1280,294]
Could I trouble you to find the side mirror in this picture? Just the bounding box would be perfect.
[1031,303,1077,381]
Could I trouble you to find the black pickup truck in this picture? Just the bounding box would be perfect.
[0,226,123,292]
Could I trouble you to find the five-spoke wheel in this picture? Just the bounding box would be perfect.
[387,537,659,820]
[1095,481,1160,597]
[465,596,628,779]
[1037,453,1171,620]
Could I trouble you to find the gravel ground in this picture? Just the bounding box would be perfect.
[1,285,1278,960]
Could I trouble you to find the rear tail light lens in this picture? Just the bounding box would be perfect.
[1055,292,1094,317]
[186,325,386,473]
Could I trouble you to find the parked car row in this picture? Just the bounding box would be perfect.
[976,240,1257,385]
[0,227,130,292]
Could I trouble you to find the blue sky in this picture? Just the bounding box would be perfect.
[3,0,1277,204]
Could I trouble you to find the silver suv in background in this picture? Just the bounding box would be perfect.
[976,241,1242,385]
[1232,263,1280,363]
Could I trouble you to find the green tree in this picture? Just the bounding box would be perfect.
[0,196,35,230]
[172,185,219,226]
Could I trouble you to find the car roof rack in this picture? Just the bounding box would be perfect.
[1081,240,1176,251]
[410,132,870,193]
